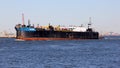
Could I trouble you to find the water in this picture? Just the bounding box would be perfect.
[0,38,120,68]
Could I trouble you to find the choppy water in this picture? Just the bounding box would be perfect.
[0,38,120,68]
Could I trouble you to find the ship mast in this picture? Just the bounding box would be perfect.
[88,17,92,29]
[22,13,25,25]
[28,19,31,26]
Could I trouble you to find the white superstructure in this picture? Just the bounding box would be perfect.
[59,26,87,32]
[73,27,87,32]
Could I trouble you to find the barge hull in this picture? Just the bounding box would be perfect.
[16,30,99,40]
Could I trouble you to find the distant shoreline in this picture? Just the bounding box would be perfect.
[0,37,15,38]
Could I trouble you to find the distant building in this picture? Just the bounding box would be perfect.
[0,31,15,38]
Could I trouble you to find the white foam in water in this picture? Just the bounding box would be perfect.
[15,39,25,41]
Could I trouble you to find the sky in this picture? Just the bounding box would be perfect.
[0,0,120,34]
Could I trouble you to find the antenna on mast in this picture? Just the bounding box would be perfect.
[22,13,25,25]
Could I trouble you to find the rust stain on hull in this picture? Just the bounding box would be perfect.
[16,38,86,41]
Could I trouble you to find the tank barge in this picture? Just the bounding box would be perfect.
[15,15,99,40]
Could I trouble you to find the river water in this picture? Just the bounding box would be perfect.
[0,38,120,68]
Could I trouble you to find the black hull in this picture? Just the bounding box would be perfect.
[16,30,99,40]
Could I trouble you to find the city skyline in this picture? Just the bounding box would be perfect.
[0,0,120,34]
